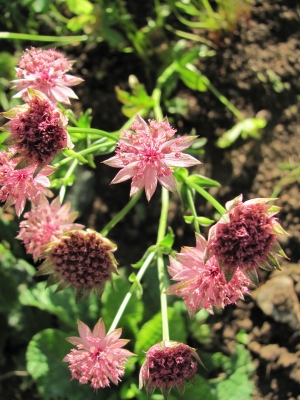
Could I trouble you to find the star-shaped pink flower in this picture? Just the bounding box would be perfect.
[0,151,55,217]
[12,47,83,104]
[63,318,135,389]
[103,115,201,201]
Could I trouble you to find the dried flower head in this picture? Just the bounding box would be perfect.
[207,195,289,285]
[0,150,55,217]
[16,196,84,261]
[36,229,119,301]
[166,232,250,317]
[103,115,201,201]
[63,318,135,389]
[12,47,83,104]
[139,340,202,399]
[2,89,73,166]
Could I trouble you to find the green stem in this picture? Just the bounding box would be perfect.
[186,187,200,233]
[0,32,88,42]
[187,181,226,215]
[59,159,78,203]
[100,191,143,237]
[53,141,116,168]
[108,250,156,333]
[67,127,119,142]
[205,81,243,120]
[157,187,170,341]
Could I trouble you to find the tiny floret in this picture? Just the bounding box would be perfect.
[166,232,250,317]
[0,150,55,217]
[12,47,83,104]
[103,114,201,201]
[63,318,135,389]
[207,194,289,284]
[139,340,202,399]
[16,195,84,261]
[2,89,73,166]
[36,229,119,301]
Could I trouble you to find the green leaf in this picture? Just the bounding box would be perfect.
[184,216,215,226]
[26,329,98,400]
[19,282,99,329]
[178,375,217,400]
[66,0,94,15]
[67,14,96,32]
[128,272,143,299]
[216,118,266,148]
[159,227,175,253]
[177,65,208,92]
[186,174,221,188]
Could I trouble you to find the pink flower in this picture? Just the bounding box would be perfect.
[16,196,84,261]
[63,318,135,389]
[2,89,73,166]
[207,195,289,285]
[139,340,202,399]
[12,47,83,104]
[103,115,201,201]
[0,151,55,217]
[166,232,250,317]
[36,229,119,301]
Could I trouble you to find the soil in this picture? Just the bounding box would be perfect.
[1,0,300,399]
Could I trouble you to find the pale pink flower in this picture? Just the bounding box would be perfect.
[63,318,135,389]
[36,229,119,301]
[0,151,55,217]
[103,115,201,201]
[166,232,250,317]
[207,194,289,285]
[16,196,84,261]
[2,89,73,166]
[12,47,83,104]
[139,340,203,399]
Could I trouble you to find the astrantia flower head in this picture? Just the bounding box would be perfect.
[103,115,201,201]
[16,195,84,261]
[63,318,135,389]
[207,194,289,285]
[139,340,202,399]
[2,89,73,166]
[36,229,119,301]
[12,47,83,104]
[166,232,250,317]
[0,150,55,216]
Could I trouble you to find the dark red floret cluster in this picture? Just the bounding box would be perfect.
[10,97,67,165]
[210,203,276,271]
[145,344,197,389]
[50,231,113,289]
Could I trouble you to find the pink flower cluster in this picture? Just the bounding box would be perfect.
[0,47,82,216]
[166,195,288,317]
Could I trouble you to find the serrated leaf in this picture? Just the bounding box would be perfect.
[177,65,208,92]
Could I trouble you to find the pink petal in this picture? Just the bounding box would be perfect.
[111,162,139,184]
[160,135,198,152]
[158,173,177,193]
[103,155,125,168]
[93,318,106,339]
[78,320,92,343]
[144,167,158,201]
[164,153,200,167]
[130,175,145,197]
